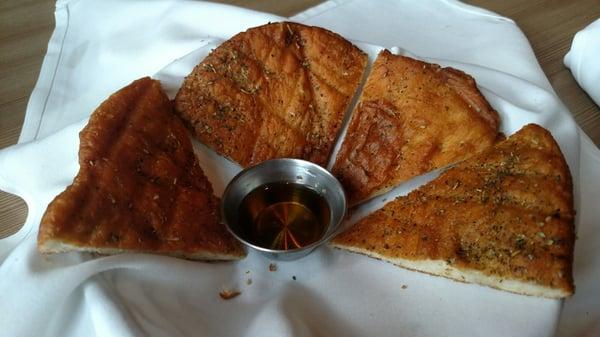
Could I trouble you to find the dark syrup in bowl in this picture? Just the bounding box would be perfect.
[238,182,330,250]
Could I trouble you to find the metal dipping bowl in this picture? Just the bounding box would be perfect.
[221,158,347,261]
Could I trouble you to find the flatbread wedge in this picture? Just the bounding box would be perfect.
[332,50,501,205]
[38,77,245,260]
[331,124,575,298]
[175,22,368,167]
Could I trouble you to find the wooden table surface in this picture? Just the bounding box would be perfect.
[1,0,599,239]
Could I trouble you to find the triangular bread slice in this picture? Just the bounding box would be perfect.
[38,77,245,260]
[331,124,575,298]
[332,50,501,205]
[174,22,368,167]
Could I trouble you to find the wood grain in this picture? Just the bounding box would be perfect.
[1,0,599,239]
[0,0,54,238]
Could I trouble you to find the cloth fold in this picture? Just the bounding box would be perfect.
[564,18,600,107]
[1,1,599,336]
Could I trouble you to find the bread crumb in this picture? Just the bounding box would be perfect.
[269,263,277,272]
[219,289,241,300]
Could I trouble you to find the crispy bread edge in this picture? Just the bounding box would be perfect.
[39,239,246,261]
[331,243,571,299]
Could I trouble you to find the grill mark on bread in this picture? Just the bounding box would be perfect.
[68,86,150,233]
[85,86,176,245]
[443,68,499,130]
[293,32,322,163]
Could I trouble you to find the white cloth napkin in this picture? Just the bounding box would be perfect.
[1,1,599,337]
[565,18,600,107]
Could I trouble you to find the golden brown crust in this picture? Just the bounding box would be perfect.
[38,77,245,260]
[174,22,368,167]
[332,50,500,205]
[332,124,575,297]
